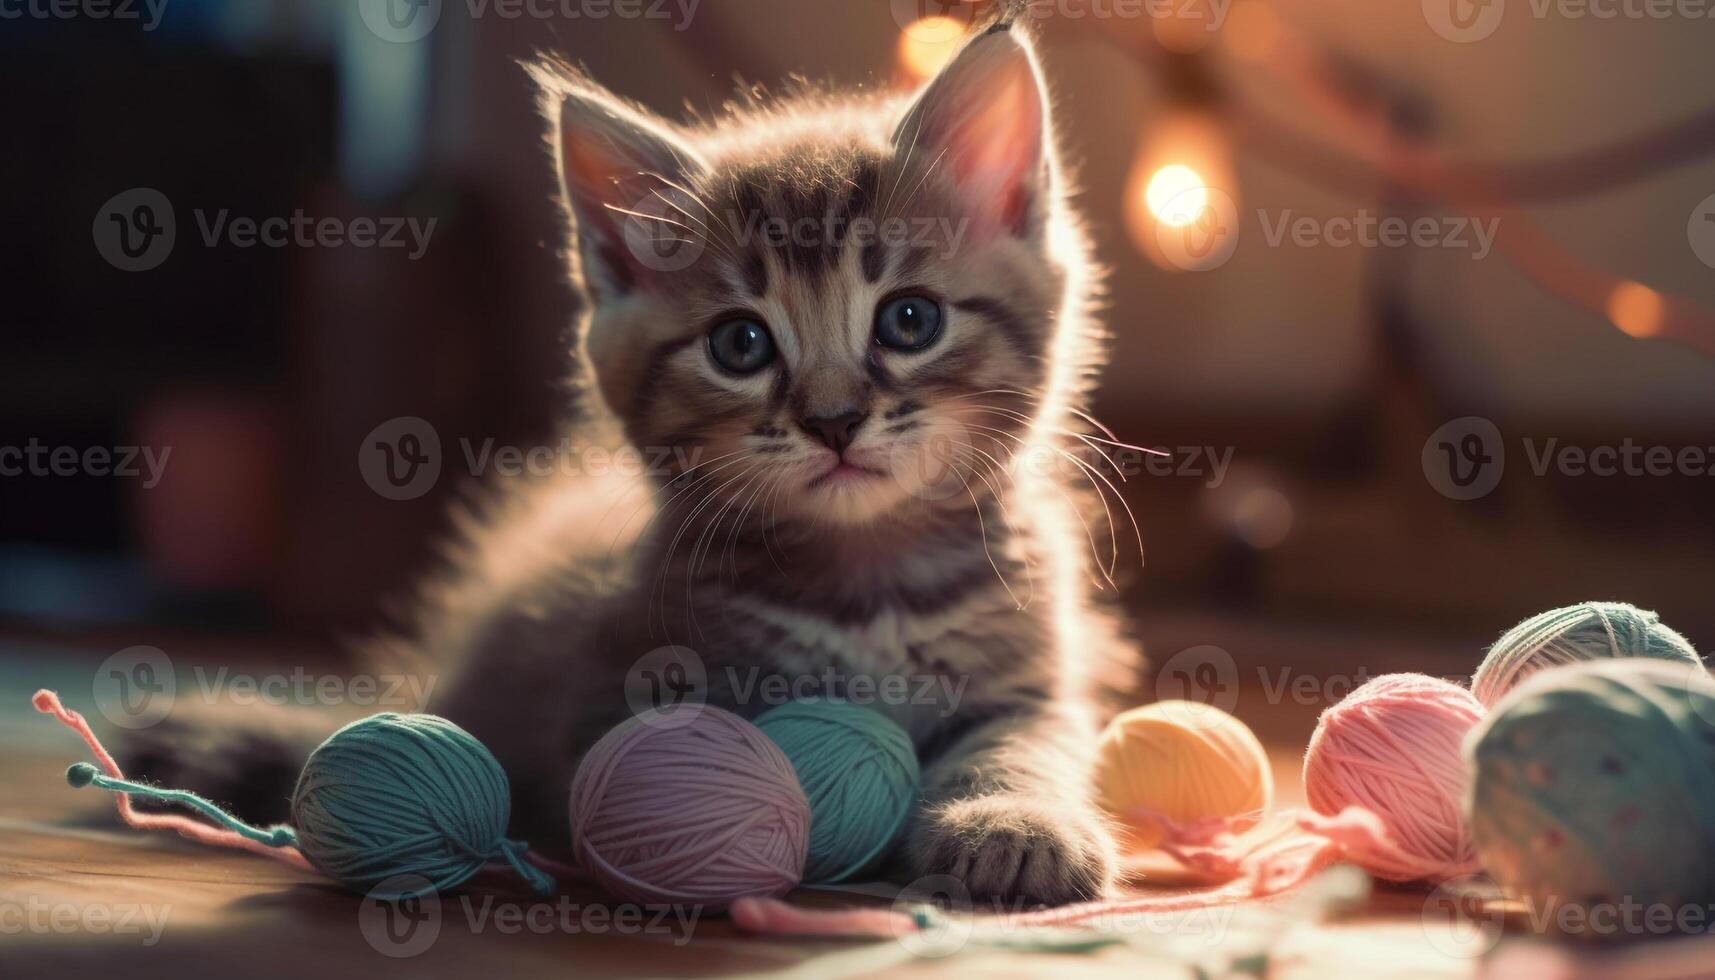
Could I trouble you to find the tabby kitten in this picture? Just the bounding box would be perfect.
[130,22,1140,906]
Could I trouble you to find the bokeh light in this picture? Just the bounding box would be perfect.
[1607,280,1664,338]
[898,16,967,82]
[1145,164,1210,228]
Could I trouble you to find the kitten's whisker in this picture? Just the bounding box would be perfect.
[643,455,755,639]
[642,187,744,267]
[658,461,757,642]
[958,414,1133,578]
[940,449,1030,612]
[723,469,779,582]
[607,449,750,561]
[692,466,763,583]
[882,107,929,222]
[956,387,1157,455]
[890,146,951,225]
[961,405,1129,479]
[956,422,1119,590]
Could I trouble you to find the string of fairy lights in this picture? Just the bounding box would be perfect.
[895,5,1715,358]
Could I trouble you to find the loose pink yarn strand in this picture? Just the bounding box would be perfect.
[731,804,1428,939]
[31,690,314,872]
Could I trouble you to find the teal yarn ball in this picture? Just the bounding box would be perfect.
[291,713,550,899]
[1466,659,1715,936]
[1472,601,1703,708]
[754,699,920,883]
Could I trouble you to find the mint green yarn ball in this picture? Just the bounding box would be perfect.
[1467,660,1715,937]
[1472,601,1704,708]
[754,699,920,883]
[291,713,550,900]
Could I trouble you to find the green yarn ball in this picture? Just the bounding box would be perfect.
[1472,601,1703,708]
[754,699,920,883]
[1466,659,1715,937]
[291,713,549,899]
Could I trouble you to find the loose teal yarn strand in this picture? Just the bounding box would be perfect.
[754,699,920,883]
[292,713,555,898]
[65,763,297,847]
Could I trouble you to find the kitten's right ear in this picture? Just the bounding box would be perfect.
[535,63,709,303]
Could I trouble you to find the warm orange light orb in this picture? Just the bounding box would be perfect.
[898,16,966,82]
[1607,280,1664,338]
[1145,164,1209,228]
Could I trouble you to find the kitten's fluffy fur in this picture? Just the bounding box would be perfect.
[127,23,1141,906]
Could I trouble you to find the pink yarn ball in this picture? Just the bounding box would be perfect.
[569,706,809,909]
[1302,673,1486,882]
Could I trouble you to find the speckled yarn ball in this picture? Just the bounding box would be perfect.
[1472,602,1703,708]
[1467,659,1715,937]
[1302,673,1486,882]
[1093,700,1273,849]
[569,706,810,910]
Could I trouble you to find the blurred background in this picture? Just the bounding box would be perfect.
[4,0,1713,673]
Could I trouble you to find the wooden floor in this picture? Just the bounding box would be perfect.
[1,620,1708,978]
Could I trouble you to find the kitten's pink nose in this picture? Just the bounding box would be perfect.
[799,411,868,454]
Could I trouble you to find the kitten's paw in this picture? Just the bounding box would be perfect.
[907,794,1115,906]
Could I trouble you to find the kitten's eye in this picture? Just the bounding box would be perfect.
[707,318,776,374]
[874,296,943,351]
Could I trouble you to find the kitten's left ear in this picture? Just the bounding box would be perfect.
[893,26,1050,242]
[534,61,711,304]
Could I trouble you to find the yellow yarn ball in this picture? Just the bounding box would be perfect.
[1093,701,1274,849]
